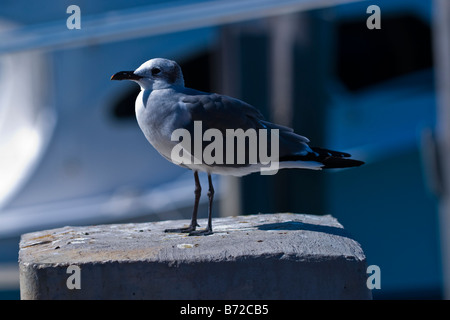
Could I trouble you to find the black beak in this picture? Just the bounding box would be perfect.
[110,71,143,81]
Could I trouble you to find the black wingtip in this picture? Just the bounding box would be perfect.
[310,146,364,169]
[279,146,365,169]
[320,158,365,169]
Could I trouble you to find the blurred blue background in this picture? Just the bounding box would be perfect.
[0,0,442,299]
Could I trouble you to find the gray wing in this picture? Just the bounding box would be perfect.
[181,92,313,159]
[182,93,263,132]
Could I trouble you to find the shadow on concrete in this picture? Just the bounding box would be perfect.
[256,221,356,241]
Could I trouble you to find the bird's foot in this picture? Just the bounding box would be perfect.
[188,228,213,236]
[164,225,197,233]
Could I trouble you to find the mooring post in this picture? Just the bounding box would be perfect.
[19,213,371,299]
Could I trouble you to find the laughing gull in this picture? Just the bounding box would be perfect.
[111,58,364,236]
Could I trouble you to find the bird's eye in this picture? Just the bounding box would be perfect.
[151,67,161,76]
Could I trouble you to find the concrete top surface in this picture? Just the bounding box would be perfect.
[19,213,366,266]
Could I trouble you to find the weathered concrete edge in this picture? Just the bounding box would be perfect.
[20,254,371,300]
[19,213,372,300]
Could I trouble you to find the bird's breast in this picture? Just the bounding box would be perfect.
[135,90,188,160]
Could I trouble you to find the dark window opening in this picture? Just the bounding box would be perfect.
[181,51,213,93]
[111,86,140,120]
[336,14,432,92]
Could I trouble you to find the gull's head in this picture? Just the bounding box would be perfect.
[111,58,184,90]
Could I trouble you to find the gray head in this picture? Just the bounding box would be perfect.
[111,58,184,90]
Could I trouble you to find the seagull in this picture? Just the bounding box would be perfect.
[111,58,364,236]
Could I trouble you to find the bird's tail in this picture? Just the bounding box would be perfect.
[312,147,364,169]
[279,146,364,169]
